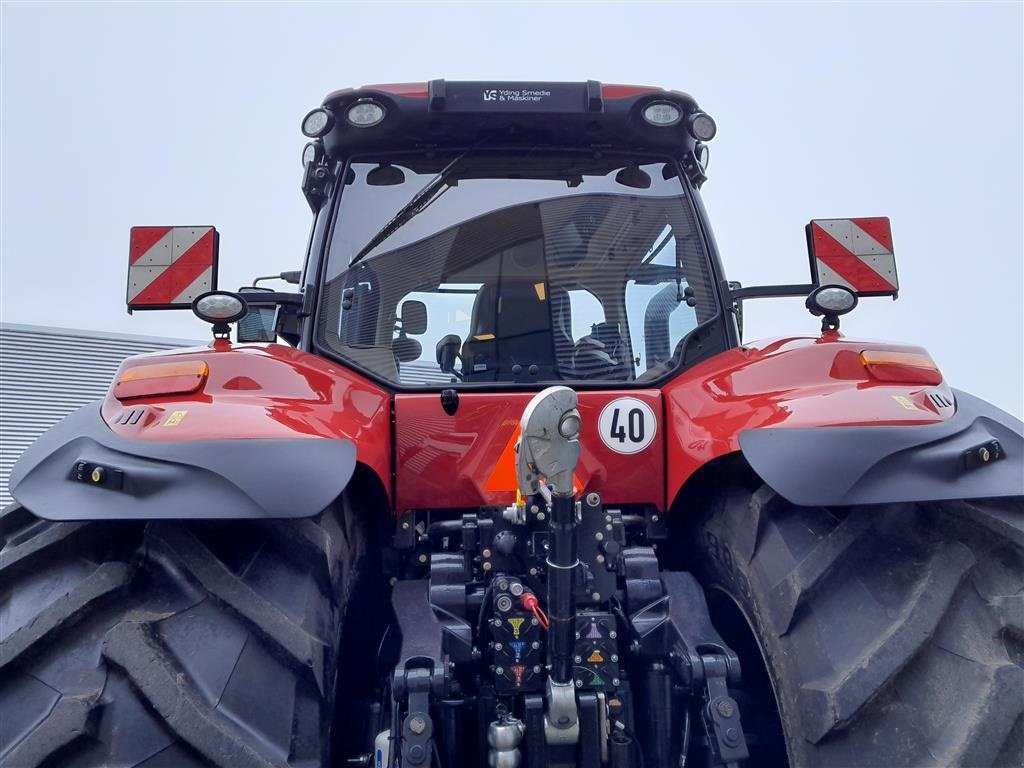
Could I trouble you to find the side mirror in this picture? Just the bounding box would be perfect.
[807,217,898,297]
[436,334,462,374]
[127,226,218,312]
[695,143,710,172]
[367,163,406,186]
[400,300,428,335]
[237,287,277,343]
[393,336,422,363]
[614,165,652,189]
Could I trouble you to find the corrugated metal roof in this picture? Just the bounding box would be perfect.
[0,323,200,508]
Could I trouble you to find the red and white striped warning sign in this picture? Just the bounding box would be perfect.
[808,218,898,296]
[127,226,217,309]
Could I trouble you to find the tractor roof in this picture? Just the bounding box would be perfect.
[313,80,709,158]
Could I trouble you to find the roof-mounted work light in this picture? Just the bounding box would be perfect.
[301,108,334,138]
[686,112,717,141]
[345,99,386,128]
[642,101,682,127]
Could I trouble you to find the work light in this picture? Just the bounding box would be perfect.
[346,99,386,128]
[642,101,682,127]
[301,108,334,138]
[806,285,858,316]
[192,291,248,325]
[686,112,717,141]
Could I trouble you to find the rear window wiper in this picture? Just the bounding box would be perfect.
[349,150,470,267]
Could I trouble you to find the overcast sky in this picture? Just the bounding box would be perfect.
[2,2,1021,417]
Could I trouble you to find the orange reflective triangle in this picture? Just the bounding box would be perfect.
[483,425,583,494]
[484,426,521,493]
[587,650,605,664]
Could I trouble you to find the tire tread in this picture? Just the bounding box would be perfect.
[698,487,1024,767]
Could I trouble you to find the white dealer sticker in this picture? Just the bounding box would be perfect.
[598,398,657,455]
[482,88,553,103]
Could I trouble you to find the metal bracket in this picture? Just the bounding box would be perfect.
[624,561,749,767]
[700,655,749,767]
[399,669,435,767]
[544,678,581,746]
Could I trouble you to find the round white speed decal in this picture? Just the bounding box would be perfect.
[598,398,657,454]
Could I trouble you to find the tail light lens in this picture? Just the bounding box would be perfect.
[114,361,209,401]
[860,350,942,385]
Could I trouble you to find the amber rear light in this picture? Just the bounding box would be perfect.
[860,350,942,385]
[114,361,209,401]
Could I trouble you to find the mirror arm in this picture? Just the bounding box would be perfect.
[729,283,816,302]
[244,291,304,310]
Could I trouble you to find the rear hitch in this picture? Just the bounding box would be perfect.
[377,386,751,767]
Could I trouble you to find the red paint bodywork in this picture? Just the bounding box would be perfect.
[662,333,953,508]
[100,332,954,517]
[103,341,392,501]
[393,391,664,516]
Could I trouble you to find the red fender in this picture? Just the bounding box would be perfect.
[101,340,392,501]
[663,332,955,508]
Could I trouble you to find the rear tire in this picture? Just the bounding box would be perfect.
[0,498,367,768]
[695,487,1024,767]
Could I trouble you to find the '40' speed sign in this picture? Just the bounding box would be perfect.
[598,397,657,455]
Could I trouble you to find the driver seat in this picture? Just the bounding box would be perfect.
[461,280,558,381]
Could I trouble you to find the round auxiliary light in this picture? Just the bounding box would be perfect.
[642,101,682,127]
[686,112,717,142]
[302,142,321,167]
[806,285,858,316]
[192,291,248,325]
[346,99,386,128]
[301,108,334,138]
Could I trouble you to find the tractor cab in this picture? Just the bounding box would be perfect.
[301,82,732,391]
[321,150,718,388]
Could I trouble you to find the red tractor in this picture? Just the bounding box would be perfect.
[4,81,1022,768]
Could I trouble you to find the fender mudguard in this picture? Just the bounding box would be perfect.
[9,402,356,520]
[739,389,1024,507]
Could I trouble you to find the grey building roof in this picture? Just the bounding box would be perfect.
[0,323,200,509]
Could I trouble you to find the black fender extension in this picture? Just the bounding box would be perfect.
[9,402,356,520]
[739,389,1024,507]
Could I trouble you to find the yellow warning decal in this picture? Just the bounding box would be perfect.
[507,617,525,639]
[891,395,920,412]
[587,650,605,664]
[163,410,188,427]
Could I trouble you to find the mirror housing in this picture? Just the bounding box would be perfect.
[237,287,277,343]
[400,300,428,335]
[367,163,406,186]
[393,336,423,363]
